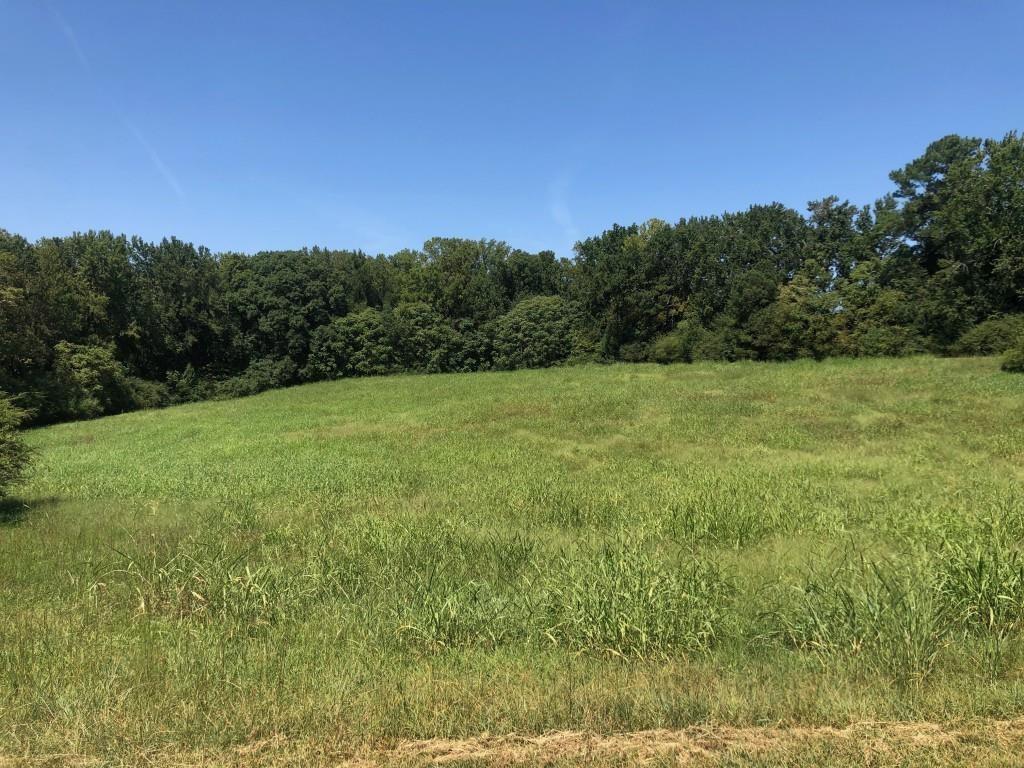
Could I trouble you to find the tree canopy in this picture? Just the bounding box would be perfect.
[3,132,1023,425]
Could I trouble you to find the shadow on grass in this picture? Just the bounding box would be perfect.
[0,496,58,526]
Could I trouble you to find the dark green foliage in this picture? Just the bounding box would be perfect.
[492,296,579,370]
[131,237,226,378]
[218,249,354,370]
[164,365,212,404]
[952,315,1024,356]
[649,332,686,365]
[0,393,31,498]
[650,320,707,364]
[391,303,467,373]
[833,261,930,357]
[52,342,161,420]
[746,275,838,361]
[304,309,399,380]
[214,357,299,399]
[415,238,512,322]
[2,132,1023,424]
[890,134,1024,332]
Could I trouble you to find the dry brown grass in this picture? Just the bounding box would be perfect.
[5,719,1023,767]
[339,719,1024,767]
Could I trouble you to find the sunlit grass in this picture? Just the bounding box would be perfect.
[2,356,1023,763]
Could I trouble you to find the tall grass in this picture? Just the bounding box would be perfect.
[768,556,951,683]
[2,356,1023,762]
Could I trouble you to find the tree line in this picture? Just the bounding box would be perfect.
[2,132,1023,427]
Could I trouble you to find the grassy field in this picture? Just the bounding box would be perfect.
[3,357,1024,766]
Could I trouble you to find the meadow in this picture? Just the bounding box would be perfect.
[2,356,1024,766]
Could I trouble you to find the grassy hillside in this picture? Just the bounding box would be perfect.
[3,357,1024,765]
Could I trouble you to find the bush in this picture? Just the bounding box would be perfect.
[1003,338,1024,373]
[952,315,1024,356]
[844,323,928,358]
[0,394,31,498]
[746,276,838,361]
[124,376,169,410]
[304,309,399,380]
[617,340,651,363]
[492,296,579,370]
[391,302,470,373]
[215,357,297,398]
[650,320,708,364]
[649,334,683,365]
[692,323,741,362]
[52,342,142,420]
[165,365,213,404]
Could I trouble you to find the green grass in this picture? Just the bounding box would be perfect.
[3,357,1024,765]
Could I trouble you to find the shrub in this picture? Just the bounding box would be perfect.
[391,302,468,373]
[52,341,141,420]
[453,319,495,372]
[0,394,31,498]
[693,323,740,362]
[304,309,399,380]
[650,320,708,364]
[845,323,928,358]
[165,364,212,404]
[617,340,650,363]
[215,357,298,398]
[952,315,1024,356]
[124,376,169,410]
[649,333,682,365]
[492,296,579,370]
[746,276,838,361]
[1003,337,1024,373]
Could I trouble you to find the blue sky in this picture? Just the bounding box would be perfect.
[2,1,1022,257]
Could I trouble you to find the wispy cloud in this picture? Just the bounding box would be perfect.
[48,3,90,70]
[46,3,186,200]
[122,120,186,200]
[548,172,579,251]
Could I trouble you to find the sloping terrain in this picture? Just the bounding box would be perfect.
[2,357,1024,765]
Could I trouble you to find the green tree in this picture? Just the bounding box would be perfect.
[0,231,107,420]
[890,134,984,273]
[391,302,467,373]
[132,237,225,378]
[416,238,511,323]
[492,296,579,370]
[889,133,1024,342]
[0,394,31,498]
[502,249,571,302]
[834,258,928,357]
[219,249,350,375]
[747,275,837,361]
[52,342,152,420]
[304,309,399,380]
